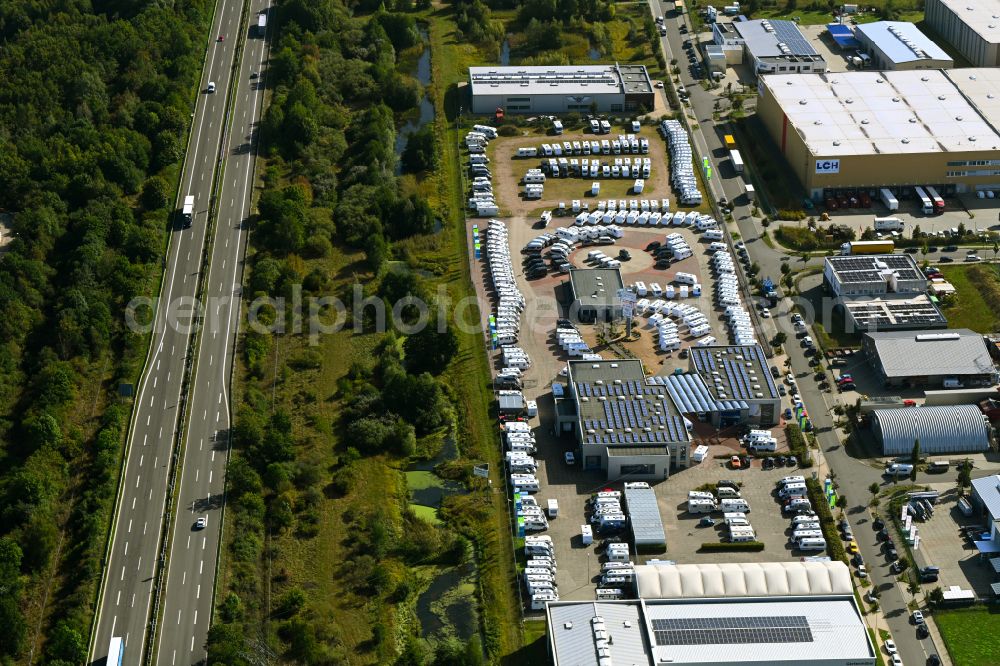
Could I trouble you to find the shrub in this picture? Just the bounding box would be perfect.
[806,478,847,563]
[699,541,765,552]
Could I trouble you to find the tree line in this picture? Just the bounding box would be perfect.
[0,0,217,661]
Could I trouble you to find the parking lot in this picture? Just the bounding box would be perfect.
[469,122,805,609]
[901,483,998,598]
[654,447,815,564]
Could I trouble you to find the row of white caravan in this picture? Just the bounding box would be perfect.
[573,198,670,214]
[710,247,757,345]
[686,495,752,514]
[503,420,537,456]
[542,156,651,180]
[484,220,525,345]
[523,536,559,609]
[661,119,703,206]
[501,346,531,371]
[539,136,649,158]
[555,326,598,358]
[662,231,693,261]
[515,486,549,532]
[468,128,499,216]
[586,491,626,533]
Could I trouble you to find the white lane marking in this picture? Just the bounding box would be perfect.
[197,584,201,599]
[154,457,158,467]
[167,372,171,381]
[135,475,140,488]
[200,560,203,574]
[171,345,175,355]
[159,427,163,438]
[187,536,191,549]
[209,355,213,366]
[139,455,144,467]
[144,521,148,535]
[194,610,198,625]
[153,376,157,388]
[209,470,213,483]
[131,594,135,608]
[203,410,207,420]
[199,440,203,451]
[172,650,176,665]
[111,616,117,637]
[137,557,141,571]
[183,571,187,585]
[218,393,223,404]
[191,636,195,652]
[124,542,129,555]
[211,451,215,462]
[132,497,136,510]
[177,610,182,625]
[202,537,206,550]
[195,469,199,482]
[147,415,150,426]
[117,590,121,606]
[143,434,148,446]
[187,252,191,261]
[121,566,125,581]
[150,395,154,406]
[157,360,161,370]
[148,488,153,501]
[216,411,220,423]
[183,274,187,284]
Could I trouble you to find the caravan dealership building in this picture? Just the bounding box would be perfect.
[757,68,1000,201]
[468,64,655,115]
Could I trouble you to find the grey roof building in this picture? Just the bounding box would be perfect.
[547,562,874,666]
[870,404,991,455]
[654,344,781,427]
[971,475,1000,555]
[569,268,624,323]
[855,21,954,70]
[623,484,666,550]
[861,329,997,387]
[563,359,691,480]
[824,254,927,298]
[468,64,655,115]
[925,0,1000,67]
[713,19,826,76]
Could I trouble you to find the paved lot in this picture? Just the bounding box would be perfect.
[651,447,812,565]
[905,484,997,598]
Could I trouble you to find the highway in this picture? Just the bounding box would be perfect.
[154,0,271,661]
[89,0,266,663]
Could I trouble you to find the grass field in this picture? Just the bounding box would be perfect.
[936,607,1000,666]
[939,265,1000,333]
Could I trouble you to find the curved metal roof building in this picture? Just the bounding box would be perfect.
[871,404,991,455]
[635,561,853,599]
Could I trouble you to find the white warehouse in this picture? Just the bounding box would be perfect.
[468,64,655,115]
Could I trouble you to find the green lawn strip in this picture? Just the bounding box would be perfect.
[939,265,1000,333]
[936,607,1000,666]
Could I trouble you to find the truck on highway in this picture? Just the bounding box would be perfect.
[730,150,744,173]
[182,195,194,228]
[873,216,904,232]
[108,637,124,666]
[879,187,898,212]
[840,240,895,255]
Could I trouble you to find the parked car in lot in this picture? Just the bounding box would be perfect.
[564,451,575,465]
[699,516,716,527]
[730,455,742,469]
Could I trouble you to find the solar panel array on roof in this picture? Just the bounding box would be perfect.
[773,20,816,56]
[576,377,689,445]
[651,616,814,646]
[688,345,780,401]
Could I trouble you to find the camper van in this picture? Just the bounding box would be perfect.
[884,463,914,477]
[674,272,698,285]
[779,483,807,499]
[596,588,625,601]
[717,486,742,499]
[530,592,558,610]
[687,499,717,514]
[719,498,751,513]
[796,537,827,552]
[552,120,564,135]
[688,491,715,501]
[791,530,824,543]
[779,476,806,487]
[729,526,757,543]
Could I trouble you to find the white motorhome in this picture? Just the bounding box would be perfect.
[796,537,827,551]
[720,498,751,513]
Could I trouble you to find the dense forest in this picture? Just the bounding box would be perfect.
[0,0,216,662]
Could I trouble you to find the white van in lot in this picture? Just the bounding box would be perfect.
[796,537,827,551]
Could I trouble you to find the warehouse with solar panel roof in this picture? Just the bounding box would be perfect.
[547,561,876,666]
[555,359,692,480]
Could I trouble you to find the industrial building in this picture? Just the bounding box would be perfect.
[654,344,781,427]
[547,561,875,666]
[822,254,946,330]
[870,404,991,455]
[623,484,666,550]
[757,68,1000,200]
[556,359,691,480]
[712,18,826,76]
[971,475,1000,556]
[468,64,655,115]
[824,254,927,298]
[855,21,954,70]
[841,295,948,331]
[568,268,624,323]
[861,329,997,387]
[925,0,1000,67]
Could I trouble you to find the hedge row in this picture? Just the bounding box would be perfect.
[784,423,812,464]
[699,541,765,552]
[805,478,848,563]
